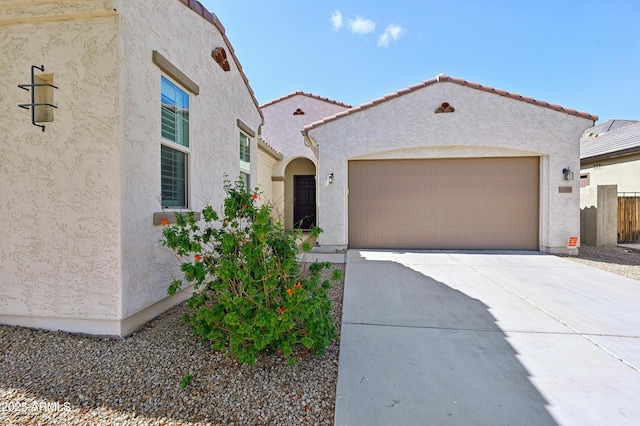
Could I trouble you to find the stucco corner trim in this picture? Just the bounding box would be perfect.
[237,119,256,137]
[152,51,200,95]
[153,211,202,226]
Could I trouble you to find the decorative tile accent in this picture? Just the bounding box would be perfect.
[303,74,597,131]
[435,102,455,113]
[211,47,230,72]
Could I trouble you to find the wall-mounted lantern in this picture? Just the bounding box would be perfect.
[328,172,334,184]
[18,65,58,132]
[562,167,574,181]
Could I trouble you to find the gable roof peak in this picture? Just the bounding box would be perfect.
[303,74,597,132]
[261,91,352,109]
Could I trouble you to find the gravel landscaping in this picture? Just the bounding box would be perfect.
[2,246,639,425]
[558,245,640,281]
[0,263,345,426]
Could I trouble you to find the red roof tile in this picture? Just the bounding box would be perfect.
[261,90,352,109]
[258,139,283,160]
[303,74,597,132]
[178,0,262,119]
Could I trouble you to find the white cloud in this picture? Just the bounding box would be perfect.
[331,10,343,30]
[378,24,405,47]
[348,16,376,35]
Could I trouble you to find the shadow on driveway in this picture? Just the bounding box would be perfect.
[335,251,558,425]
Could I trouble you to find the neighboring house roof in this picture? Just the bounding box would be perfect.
[303,74,598,132]
[581,121,640,162]
[178,0,263,119]
[258,139,284,160]
[582,118,640,139]
[260,90,352,109]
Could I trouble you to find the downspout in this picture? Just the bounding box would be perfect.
[301,130,319,158]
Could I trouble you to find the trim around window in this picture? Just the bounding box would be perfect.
[237,119,255,137]
[152,51,199,95]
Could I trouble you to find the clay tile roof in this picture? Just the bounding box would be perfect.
[258,139,283,160]
[260,90,352,109]
[302,74,598,132]
[178,0,262,119]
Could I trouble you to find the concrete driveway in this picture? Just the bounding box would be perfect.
[334,250,640,426]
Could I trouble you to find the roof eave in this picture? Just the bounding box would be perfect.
[261,90,352,109]
[179,0,263,121]
[581,146,640,164]
[304,74,598,132]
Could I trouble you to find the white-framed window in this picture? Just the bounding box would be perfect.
[160,76,189,208]
[239,131,251,190]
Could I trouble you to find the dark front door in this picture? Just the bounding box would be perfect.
[294,175,316,230]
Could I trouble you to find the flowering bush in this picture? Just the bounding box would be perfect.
[161,180,340,365]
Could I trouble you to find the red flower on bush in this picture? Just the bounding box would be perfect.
[160,217,169,226]
[159,179,338,365]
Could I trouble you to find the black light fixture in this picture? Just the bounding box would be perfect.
[328,173,334,184]
[18,65,58,132]
[562,167,574,181]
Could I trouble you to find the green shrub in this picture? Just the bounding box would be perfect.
[161,180,340,365]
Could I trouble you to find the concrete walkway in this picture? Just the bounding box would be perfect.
[334,250,640,425]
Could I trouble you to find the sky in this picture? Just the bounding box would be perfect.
[202,0,640,123]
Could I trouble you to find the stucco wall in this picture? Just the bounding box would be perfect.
[116,0,262,321]
[0,0,262,336]
[0,1,122,332]
[307,82,594,253]
[580,185,617,246]
[262,94,349,176]
[257,143,281,205]
[261,94,348,227]
[581,154,640,201]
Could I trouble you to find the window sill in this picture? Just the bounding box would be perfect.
[153,211,201,226]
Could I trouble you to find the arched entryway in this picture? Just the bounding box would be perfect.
[284,157,316,230]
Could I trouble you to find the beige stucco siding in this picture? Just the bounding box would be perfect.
[581,154,640,208]
[307,82,594,253]
[262,95,348,176]
[116,0,262,319]
[261,94,348,226]
[1,0,262,336]
[0,2,122,328]
[257,142,282,204]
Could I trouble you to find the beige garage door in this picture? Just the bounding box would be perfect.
[348,157,539,250]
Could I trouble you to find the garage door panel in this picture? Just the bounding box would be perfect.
[348,158,539,250]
